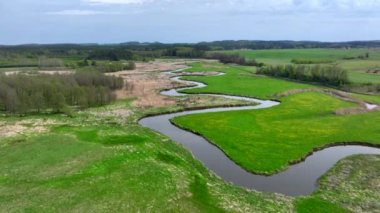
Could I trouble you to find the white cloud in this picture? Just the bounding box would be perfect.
[46,10,116,15]
[79,0,380,12]
[84,0,152,4]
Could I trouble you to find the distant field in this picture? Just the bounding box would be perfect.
[218,48,380,84]
[222,48,380,62]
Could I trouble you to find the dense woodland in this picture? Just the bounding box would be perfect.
[0,72,124,114]
[257,65,350,87]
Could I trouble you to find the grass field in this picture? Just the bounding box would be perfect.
[180,62,314,99]
[0,60,379,212]
[0,100,292,212]
[221,48,380,84]
[1,96,372,212]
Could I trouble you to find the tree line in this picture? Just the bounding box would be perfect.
[2,41,380,62]
[86,49,135,61]
[0,72,124,114]
[2,41,379,68]
[343,53,370,60]
[257,65,350,87]
[206,53,264,66]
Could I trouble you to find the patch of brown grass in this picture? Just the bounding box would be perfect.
[0,119,60,138]
[107,60,190,108]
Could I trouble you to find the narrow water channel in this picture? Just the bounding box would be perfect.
[139,69,380,196]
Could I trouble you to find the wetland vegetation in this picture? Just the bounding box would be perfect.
[0,42,379,212]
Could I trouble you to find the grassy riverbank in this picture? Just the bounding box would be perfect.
[295,154,380,213]
[173,62,380,174]
[174,92,380,174]
[180,62,314,99]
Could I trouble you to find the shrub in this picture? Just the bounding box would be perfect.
[257,64,350,87]
[206,53,264,66]
[291,58,334,64]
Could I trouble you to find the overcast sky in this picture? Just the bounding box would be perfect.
[1,0,380,44]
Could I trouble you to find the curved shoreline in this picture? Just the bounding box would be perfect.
[171,118,380,176]
[139,68,380,196]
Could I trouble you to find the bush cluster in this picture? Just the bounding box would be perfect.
[206,53,264,67]
[343,53,370,60]
[291,58,334,64]
[343,83,380,94]
[75,60,136,73]
[257,65,350,86]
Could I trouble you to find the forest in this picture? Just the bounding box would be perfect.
[0,72,124,114]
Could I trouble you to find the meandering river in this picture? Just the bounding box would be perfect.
[139,69,380,196]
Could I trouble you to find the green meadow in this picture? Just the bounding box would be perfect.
[174,62,380,174]
[173,92,380,174]
[181,62,314,99]
[221,48,380,84]
[0,101,291,212]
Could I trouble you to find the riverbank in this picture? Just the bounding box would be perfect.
[141,65,380,196]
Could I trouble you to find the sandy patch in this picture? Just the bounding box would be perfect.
[0,119,59,138]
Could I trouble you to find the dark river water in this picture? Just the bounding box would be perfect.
[139,70,380,196]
